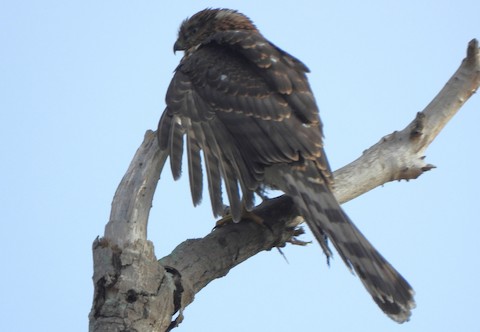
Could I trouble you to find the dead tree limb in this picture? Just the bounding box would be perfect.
[89,39,479,332]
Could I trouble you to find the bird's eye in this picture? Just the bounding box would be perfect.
[189,26,199,35]
[183,26,198,40]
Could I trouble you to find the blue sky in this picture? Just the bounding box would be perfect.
[1,1,479,331]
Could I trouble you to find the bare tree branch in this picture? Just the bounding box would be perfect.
[89,39,479,332]
[104,131,167,247]
[333,39,480,203]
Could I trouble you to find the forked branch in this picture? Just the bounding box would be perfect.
[89,39,479,332]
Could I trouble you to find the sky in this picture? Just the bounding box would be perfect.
[1,1,479,331]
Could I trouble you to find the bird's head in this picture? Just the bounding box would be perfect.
[174,8,258,53]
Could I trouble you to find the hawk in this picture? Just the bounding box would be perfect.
[157,8,415,322]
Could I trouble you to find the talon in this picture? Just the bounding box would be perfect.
[242,209,264,226]
[214,213,234,229]
[214,205,264,229]
[287,238,311,246]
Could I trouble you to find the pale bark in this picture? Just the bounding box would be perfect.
[89,39,479,332]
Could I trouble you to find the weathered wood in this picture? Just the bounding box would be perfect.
[89,40,479,332]
[333,39,480,203]
[105,130,168,247]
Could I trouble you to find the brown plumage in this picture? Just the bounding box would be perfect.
[158,8,415,322]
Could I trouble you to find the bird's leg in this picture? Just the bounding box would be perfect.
[255,186,270,201]
[214,203,265,229]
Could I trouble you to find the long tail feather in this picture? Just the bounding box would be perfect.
[266,161,415,323]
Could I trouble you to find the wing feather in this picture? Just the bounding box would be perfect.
[199,122,225,217]
[159,37,326,218]
[169,115,184,181]
[157,109,172,151]
[186,130,203,206]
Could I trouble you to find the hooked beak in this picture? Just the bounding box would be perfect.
[173,39,185,54]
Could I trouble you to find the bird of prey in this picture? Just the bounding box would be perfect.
[157,8,415,323]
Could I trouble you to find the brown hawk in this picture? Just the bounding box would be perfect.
[157,8,415,322]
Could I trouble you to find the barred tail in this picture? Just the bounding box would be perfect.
[268,161,416,323]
